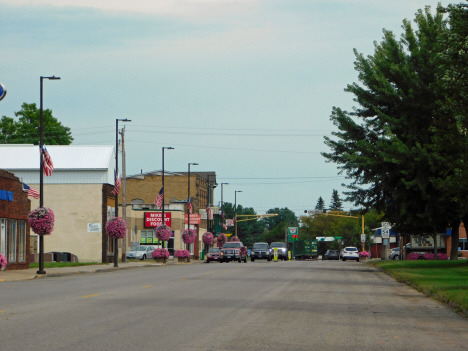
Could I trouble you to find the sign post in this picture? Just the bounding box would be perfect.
[381,222,391,260]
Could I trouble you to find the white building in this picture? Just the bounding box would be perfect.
[0,144,117,262]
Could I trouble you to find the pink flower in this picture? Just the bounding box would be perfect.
[202,232,214,245]
[182,229,196,244]
[155,225,172,242]
[174,249,190,258]
[217,233,227,248]
[28,207,55,235]
[230,236,240,242]
[151,248,169,259]
[105,217,126,239]
[0,253,7,269]
[407,253,422,260]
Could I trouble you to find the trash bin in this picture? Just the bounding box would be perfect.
[201,249,205,260]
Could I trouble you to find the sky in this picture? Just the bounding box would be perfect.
[0,0,453,218]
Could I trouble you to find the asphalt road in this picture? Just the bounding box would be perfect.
[1,260,468,351]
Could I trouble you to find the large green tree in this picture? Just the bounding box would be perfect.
[322,6,457,255]
[329,189,343,211]
[0,103,73,145]
[315,196,326,210]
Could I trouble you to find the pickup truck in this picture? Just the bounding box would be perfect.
[220,242,248,263]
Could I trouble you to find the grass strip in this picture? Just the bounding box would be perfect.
[370,260,468,313]
[29,262,103,268]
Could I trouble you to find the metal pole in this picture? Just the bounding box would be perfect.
[234,190,242,238]
[114,119,119,268]
[162,147,173,263]
[37,75,60,275]
[37,77,45,275]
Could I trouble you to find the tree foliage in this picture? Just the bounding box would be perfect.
[0,103,73,145]
[315,196,326,210]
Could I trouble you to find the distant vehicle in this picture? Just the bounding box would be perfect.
[251,242,271,262]
[126,246,156,260]
[206,248,221,263]
[389,247,400,260]
[322,249,339,260]
[269,242,288,260]
[220,242,247,263]
[341,247,359,262]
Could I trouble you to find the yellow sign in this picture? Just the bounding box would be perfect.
[274,248,278,262]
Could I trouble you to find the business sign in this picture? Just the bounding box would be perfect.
[287,227,299,242]
[226,219,234,227]
[87,223,101,232]
[0,83,6,101]
[144,212,172,227]
[185,214,201,224]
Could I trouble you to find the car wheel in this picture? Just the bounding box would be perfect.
[356,258,359,262]
[142,255,146,260]
[394,255,400,260]
[244,258,247,263]
[343,258,346,261]
[238,258,241,263]
[251,258,255,262]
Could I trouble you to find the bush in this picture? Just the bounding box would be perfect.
[0,253,7,269]
[407,253,422,260]
[359,251,370,257]
[230,236,240,242]
[151,248,169,259]
[174,249,190,258]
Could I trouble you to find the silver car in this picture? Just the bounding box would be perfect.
[389,247,400,260]
[126,245,156,260]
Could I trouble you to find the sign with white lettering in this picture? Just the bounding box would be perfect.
[185,214,201,224]
[144,212,172,227]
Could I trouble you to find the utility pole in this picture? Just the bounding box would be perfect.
[121,126,127,262]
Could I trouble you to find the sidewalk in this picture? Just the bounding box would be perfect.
[0,259,205,282]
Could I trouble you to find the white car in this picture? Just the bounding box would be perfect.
[341,247,359,262]
[126,246,156,260]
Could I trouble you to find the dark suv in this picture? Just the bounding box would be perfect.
[251,242,272,262]
[269,242,288,260]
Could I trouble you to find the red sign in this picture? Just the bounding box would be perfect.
[185,214,201,224]
[144,212,172,227]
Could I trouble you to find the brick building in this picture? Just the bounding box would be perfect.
[0,170,31,270]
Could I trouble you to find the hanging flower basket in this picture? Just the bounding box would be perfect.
[182,229,196,244]
[28,207,55,235]
[217,233,227,248]
[175,249,191,258]
[202,232,214,245]
[0,253,7,271]
[230,236,240,242]
[155,225,172,242]
[151,248,169,259]
[105,217,126,239]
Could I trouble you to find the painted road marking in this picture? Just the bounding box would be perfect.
[143,285,152,288]
[82,294,99,298]
[180,279,186,281]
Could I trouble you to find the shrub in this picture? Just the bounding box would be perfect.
[105,217,126,239]
[151,248,169,259]
[407,253,422,260]
[28,207,55,235]
[174,249,191,258]
[181,229,196,244]
[155,225,172,242]
[359,251,370,257]
[230,236,240,242]
[202,232,214,245]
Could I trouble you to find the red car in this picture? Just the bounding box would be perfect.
[206,248,221,263]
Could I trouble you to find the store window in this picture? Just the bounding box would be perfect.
[0,218,6,257]
[18,220,26,262]
[9,219,17,262]
[459,238,468,250]
[140,230,161,245]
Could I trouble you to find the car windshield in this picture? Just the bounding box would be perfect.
[134,246,147,251]
[253,244,269,249]
[223,243,242,248]
[345,247,357,251]
[209,248,220,253]
[329,250,338,254]
[270,242,286,248]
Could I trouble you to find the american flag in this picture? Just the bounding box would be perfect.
[155,187,164,208]
[187,198,193,214]
[112,173,121,195]
[221,211,225,219]
[41,145,54,176]
[206,204,212,220]
[23,183,40,199]
[222,223,227,230]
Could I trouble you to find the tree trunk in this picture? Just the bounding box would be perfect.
[450,218,461,260]
[433,233,438,260]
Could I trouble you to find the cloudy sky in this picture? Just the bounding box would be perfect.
[0,0,452,217]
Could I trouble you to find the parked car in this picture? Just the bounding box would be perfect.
[126,245,156,260]
[206,248,221,263]
[269,242,288,260]
[220,242,248,263]
[322,249,339,260]
[389,247,400,260]
[250,242,272,262]
[341,247,359,262]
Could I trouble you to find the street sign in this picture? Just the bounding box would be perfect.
[287,227,299,242]
[361,234,366,242]
[382,222,390,228]
[381,228,390,239]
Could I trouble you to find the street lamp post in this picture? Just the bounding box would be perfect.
[187,163,198,262]
[220,183,229,216]
[37,75,60,275]
[234,190,242,238]
[114,118,131,268]
[162,147,174,261]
